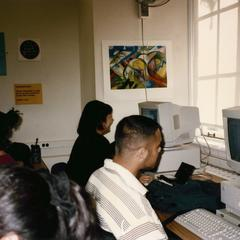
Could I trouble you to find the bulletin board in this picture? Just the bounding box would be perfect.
[15,84,43,105]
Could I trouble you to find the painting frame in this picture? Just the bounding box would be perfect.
[102,40,173,101]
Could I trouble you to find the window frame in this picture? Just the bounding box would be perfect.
[188,0,240,139]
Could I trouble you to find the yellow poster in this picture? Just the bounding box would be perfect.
[15,84,43,105]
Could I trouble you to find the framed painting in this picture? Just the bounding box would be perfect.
[102,40,173,101]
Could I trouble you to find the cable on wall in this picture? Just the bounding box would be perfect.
[140,18,149,102]
[136,0,171,102]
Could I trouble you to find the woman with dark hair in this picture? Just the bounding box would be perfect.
[66,100,114,186]
[0,165,98,240]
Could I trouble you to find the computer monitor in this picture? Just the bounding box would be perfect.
[222,106,240,174]
[138,101,200,148]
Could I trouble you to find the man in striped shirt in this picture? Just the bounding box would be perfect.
[86,115,168,240]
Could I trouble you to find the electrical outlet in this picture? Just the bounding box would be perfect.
[41,143,49,147]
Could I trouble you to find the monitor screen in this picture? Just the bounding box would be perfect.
[228,118,240,162]
[141,108,158,123]
[222,106,240,174]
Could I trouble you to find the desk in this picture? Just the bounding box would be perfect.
[159,213,201,239]
[156,173,223,240]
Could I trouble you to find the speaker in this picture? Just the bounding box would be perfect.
[139,3,149,17]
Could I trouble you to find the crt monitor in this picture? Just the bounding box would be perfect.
[138,101,200,148]
[222,106,240,174]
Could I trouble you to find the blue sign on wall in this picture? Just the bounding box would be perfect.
[0,32,7,75]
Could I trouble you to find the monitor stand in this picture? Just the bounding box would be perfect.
[157,143,200,173]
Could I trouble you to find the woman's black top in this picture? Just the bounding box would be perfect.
[66,133,114,187]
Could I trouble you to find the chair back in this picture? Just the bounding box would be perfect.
[51,162,67,175]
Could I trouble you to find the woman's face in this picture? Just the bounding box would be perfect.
[102,113,114,135]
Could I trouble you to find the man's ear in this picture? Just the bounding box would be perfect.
[0,233,20,240]
[136,147,148,163]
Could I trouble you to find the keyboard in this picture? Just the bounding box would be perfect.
[204,165,240,182]
[175,208,240,240]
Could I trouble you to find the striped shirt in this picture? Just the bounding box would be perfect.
[86,159,168,240]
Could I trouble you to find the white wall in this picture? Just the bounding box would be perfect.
[0,0,81,144]
[78,0,96,106]
[0,0,189,146]
[92,0,189,141]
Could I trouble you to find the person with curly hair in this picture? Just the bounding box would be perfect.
[0,108,31,166]
[0,165,98,240]
[0,111,17,164]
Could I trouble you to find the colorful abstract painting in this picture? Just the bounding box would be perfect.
[109,45,167,89]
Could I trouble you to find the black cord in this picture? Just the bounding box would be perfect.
[136,0,171,8]
[149,0,171,8]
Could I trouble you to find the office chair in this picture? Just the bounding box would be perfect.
[51,162,67,175]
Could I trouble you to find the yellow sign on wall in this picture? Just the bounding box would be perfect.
[15,84,43,105]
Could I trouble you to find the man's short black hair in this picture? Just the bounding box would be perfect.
[114,115,162,154]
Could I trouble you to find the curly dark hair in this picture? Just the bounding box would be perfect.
[0,166,98,240]
[0,108,23,150]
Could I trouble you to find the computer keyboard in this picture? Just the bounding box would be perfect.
[175,208,240,240]
[204,165,240,182]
